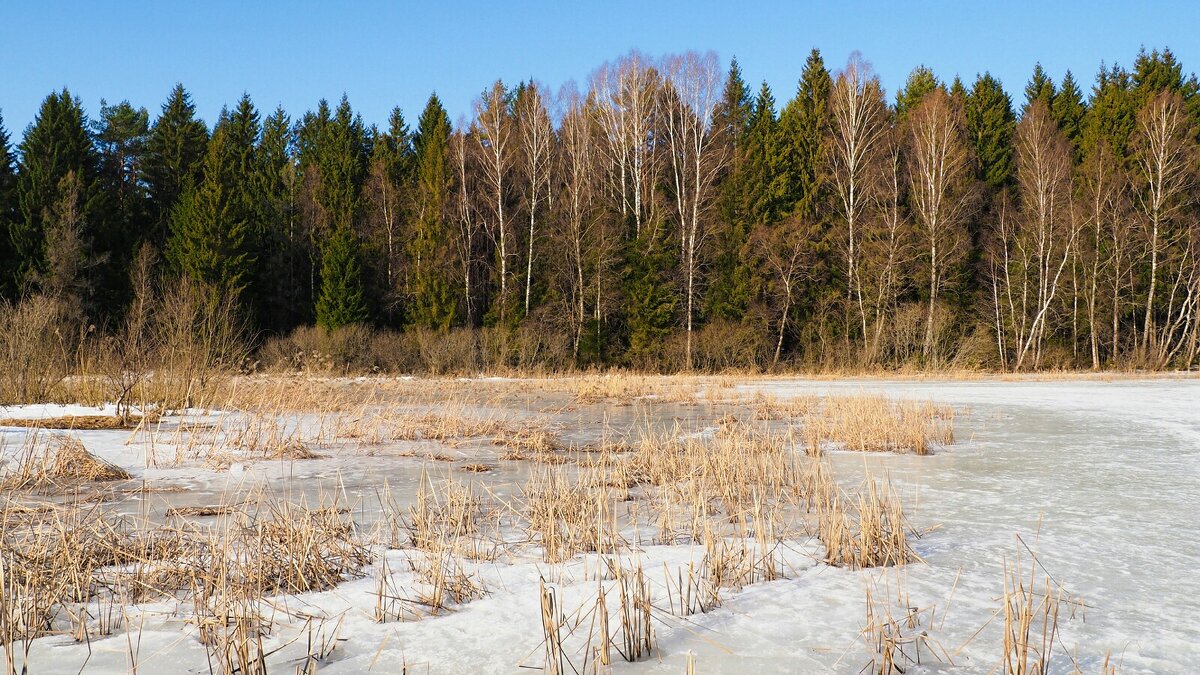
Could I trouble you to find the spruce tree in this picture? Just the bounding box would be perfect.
[707,58,754,323]
[1024,63,1057,113]
[1085,64,1137,161]
[623,231,678,366]
[1052,71,1087,158]
[145,84,208,247]
[365,107,414,325]
[256,106,303,331]
[15,89,104,298]
[296,96,372,322]
[316,224,369,329]
[223,95,265,316]
[167,119,255,302]
[895,66,940,118]
[966,73,1016,190]
[779,48,831,220]
[407,94,456,330]
[0,113,17,299]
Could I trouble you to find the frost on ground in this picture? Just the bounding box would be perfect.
[0,376,1197,674]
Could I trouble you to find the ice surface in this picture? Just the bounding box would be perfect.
[1,378,1197,673]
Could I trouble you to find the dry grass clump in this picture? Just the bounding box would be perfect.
[522,468,621,563]
[1001,542,1079,675]
[807,394,955,455]
[1,435,131,489]
[751,393,820,420]
[817,473,920,569]
[859,571,951,674]
[0,414,155,430]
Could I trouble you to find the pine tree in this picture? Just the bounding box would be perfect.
[15,89,104,298]
[407,94,456,330]
[1024,63,1057,113]
[742,83,789,226]
[966,72,1016,190]
[315,224,369,329]
[144,84,208,247]
[94,100,151,314]
[895,66,940,118]
[1053,71,1087,157]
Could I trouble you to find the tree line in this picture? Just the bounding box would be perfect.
[2,46,1199,372]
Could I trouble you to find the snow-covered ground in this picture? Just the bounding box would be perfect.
[1,377,1197,674]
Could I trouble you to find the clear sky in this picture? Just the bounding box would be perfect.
[2,1,1198,135]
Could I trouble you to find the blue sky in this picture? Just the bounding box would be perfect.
[2,1,1198,135]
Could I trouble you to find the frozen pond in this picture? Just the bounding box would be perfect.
[1,377,1197,673]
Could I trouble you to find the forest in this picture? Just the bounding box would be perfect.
[2,46,1199,377]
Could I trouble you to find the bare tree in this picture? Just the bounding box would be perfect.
[1132,90,1197,365]
[1077,140,1131,367]
[514,82,555,317]
[450,126,481,326]
[661,50,728,370]
[864,125,917,362]
[590,52,662,237]
[990,102,1078,370]
[754,218,816,368]
[905,89,975,362]
[366,150,404,316]
[474,81,515,321]
[827,53,889,349]
[555,86,602,356]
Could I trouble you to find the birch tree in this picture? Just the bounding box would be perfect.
[906,89,975,362]
[827,53,888,348]
[474,81,515,322]
[514,82,554,318]
[990,102,1077,369]
[660,50,727,370]
[590,52,661,237]
[1131,90,1197,365]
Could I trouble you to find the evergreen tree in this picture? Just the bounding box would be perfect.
[144,84,208,247]
[364,106,415,325]
[0,112,17,299]
[256,106,303,331]
[14,89,104,299]
[1085,64,1137,161]
[742,83,790,226]
[167,119,255,302]
[623,231,678,365]
[707,58,754,322]
[779,48,831,219]
[1053,70,1087,156]
[296,96,372,322]
[407,94,456,330]
[223,95,265,315]
[1024,63,1057,113]
[94,100,151,313]
[316,224,369,329]
[895,66,940,118]
[1132,47,1185,101]
[949,76,968,105]
[966,73,1016,190]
